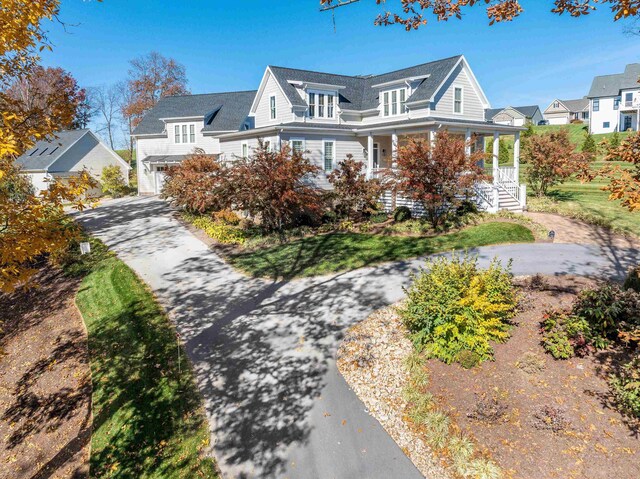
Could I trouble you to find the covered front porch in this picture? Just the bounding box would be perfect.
[358,119,526,213]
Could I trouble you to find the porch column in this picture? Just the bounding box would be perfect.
[465,128,472,156]
[391,132,398,168]
[492,131,500,185]
[367,134,374,179]
[513,131,521,182]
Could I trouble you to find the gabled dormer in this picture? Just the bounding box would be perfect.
[371,75,429,119]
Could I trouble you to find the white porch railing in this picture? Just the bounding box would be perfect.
[496,167,521,204]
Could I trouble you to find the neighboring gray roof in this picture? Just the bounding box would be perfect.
[268,55,463,112]
[588,63,640,98]
[133,91,257,136]
[15,129,90,171]
[485,105,540,120]
[560,98,589,112]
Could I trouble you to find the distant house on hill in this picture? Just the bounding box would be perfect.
[15,129,130,194]
[485,105,543,126]
[543,98,590,125]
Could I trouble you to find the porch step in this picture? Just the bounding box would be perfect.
[497,192,523,212]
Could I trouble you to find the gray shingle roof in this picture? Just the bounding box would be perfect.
[268,55,463,112]
[15,129,90,171]
[132,91,257,136]
[559,98,589,112]
[485,105,540,120]
[588,63,640,98]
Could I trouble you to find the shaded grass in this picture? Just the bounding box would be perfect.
[229,222,534,279]
[71,239,218,478]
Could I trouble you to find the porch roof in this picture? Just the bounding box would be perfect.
[141,155,189,165]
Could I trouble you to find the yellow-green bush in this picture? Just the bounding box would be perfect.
[190,216,247,245]
[400,254,517,365]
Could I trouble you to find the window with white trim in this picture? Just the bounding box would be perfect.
[593,99,599,112]
[614,97,621,110]
[553,101,560,108]
[270,95,277,120]
[173,123,196,144]
[323,140,335,172]
[382,87,408,117]
[454,87,463,114]
[307,91,336,119]
[291,138,305,154]
[241,142,249,158]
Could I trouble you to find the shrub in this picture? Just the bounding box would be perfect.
[230,141,323,232]
[455,199,479,217]
[457,350,481,369]
[393,205,412,222]
[213,209,241,226]
[516,351,546,374]
[370,212,388,224]
[541,310,591,359]
[400,255,517,364]
[100,165,129,198]
[624,265,640,293]
[190,215,246,245]
[610,356,640,418]
[390,131,486,228]
[327,155,383,220]
[161,153,231,214]
[522,129,592,197]
[581,132,597,154]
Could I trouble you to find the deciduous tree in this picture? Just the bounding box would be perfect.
[390,131,486,228]
[522,129,592,197]
[598,131,640,211]
[320,0,640,30]
[161,153,232,214]
[88,83,122,148]
[231,141,322,232]
[122,52,189,129]
[327,155,383,220]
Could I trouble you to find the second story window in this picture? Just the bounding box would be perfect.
[307,91,336,119]
[270,95,277,120]
[382,88,408,117]
[454,87,463,114]
[593,99,599,112]
[625,92,634,106]
[614,97,621,110]
[174,124,196,144]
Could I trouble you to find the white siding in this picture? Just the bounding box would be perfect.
[590,97,619,134]
[26,172,50,193]
[431,64,485,120]
[253,72,293,128]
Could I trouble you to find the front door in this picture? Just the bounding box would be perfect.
[624,115,632,131]
[154,166,167,194]
[373,143,379,169]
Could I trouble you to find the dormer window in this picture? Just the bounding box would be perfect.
[174,124,196,144]
[382,87,408,117]
[553,101,560,109]
[307,91,335,119]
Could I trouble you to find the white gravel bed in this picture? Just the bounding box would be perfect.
[336,306,451,479]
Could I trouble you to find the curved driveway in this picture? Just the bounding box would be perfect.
[75,196,638,479]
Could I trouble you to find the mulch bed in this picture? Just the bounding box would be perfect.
[428,275,639,479]
[0,267,91,479]
[338,275,640,479]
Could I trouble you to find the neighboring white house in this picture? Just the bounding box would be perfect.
[543,98,590,125]
[485,105,543,126]
[133,55,527,212]
[587,63,640,134]
[15,129,130,194]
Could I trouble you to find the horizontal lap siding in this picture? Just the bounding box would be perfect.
[254,73,293,128]
[432,64,485,121]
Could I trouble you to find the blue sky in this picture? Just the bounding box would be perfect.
[42,0,638,145]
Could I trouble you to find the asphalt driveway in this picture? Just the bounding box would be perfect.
[75,196,638,479]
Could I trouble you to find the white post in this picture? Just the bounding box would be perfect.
[391,132,398,168]
[493,131,500,186]
[429,129,436,149]
[367,134,374,179]
[465,128,472,157]
[513,131,521,182]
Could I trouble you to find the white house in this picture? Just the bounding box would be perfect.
[543,98,590,125]
[15,129,130,194]
[588,63,640,134]
[133,55,527,212]
[485,105,543,126]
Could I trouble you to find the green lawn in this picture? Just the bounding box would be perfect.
[228,222,534,279]
[70,239,218,479]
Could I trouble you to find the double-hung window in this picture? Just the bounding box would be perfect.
[391,90,398,115]
[400,89,407,113]
[593,99,600,112]
[625,92,634,107]
[382,88,408,117]
[454,87,463,114]
[323,140,335,172]
[308,93,316,118]
[383,92,390,116]
[174,123,196,144]
[270,95,277,120]
[241,142,249,158]
[291,138,305,154]
[614,97,621,110]
[327,94,335,118]
[318,94,325,117]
